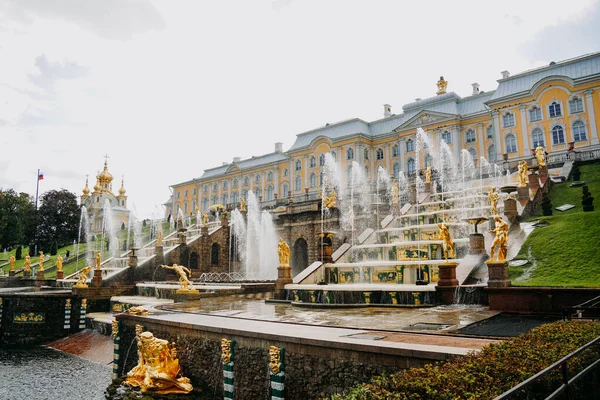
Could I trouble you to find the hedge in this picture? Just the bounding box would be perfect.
[330,321,600,400]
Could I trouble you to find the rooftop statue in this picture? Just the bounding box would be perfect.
[535,145,547,167]
[161,264,194,291]
[436,76,448,95]
[437,223,455,261]
[489,216,509,262]
[277,238,290,266]
[488,187,500,215]
[124,325,193,394]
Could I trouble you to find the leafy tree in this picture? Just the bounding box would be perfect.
[15,245,22,260]
[0,189,36,249]
[36,189,80,251]
[50,241,58,256]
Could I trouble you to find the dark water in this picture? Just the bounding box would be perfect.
[0,346,111,400]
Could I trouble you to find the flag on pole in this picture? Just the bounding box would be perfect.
[38,172,44,181]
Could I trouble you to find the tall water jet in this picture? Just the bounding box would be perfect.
[77,205,92,268]
[244,192,277,280]
[230,209,247,274]
[102,199,118,259]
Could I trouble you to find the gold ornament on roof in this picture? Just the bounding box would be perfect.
[97,161,113,184]
[436,76,448,95]
[82,176,90,196]
[118,177,126,196]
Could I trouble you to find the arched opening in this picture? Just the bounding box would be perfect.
[291,238,308,277]
[211,243,220,266]
[189,251,199,269]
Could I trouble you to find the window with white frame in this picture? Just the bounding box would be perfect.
[531,128,545,148]
[376,148,384,160]
[253,187,261,198]
[319,154,325,166]
[552,125,565,144]
[529,106,542,122]
[392,144,399,157]
[319,171,324,186]
[569,97,584,114]
[282,169,288,177]
[213,183,218,192]
[486,125,494,139]
[232,192,239,204]
[407,159,416,175]
[488,145,496,162]
[244,176,249,185]
[204,185,208,193]
[282,182,289,196]
[502,112,515,128]
[505,134,517,153]
[242,189,248,201]
[201,198,208,211]
[223,181,228,190]
[184,189,188,197]
[254,174,260,183]
[177,191,180,199]
[346,147,354,160]
[295,175,302,190]
[364,166,369,178]
[266,185,274,200]
[309,156,316,168]
[364,148,369,160]
[222,194,228,205]
[309,173,316,188]
[295,159,302,171]
[211,195,217,205]
[184,201,188,214]
[573,121,587,141]
[192,199,196,211]
[466,129,476,143]
[548,101,562,118]
[267,171,273,181]
[233,179,238,187]
[442,132,451,144]
[393,162,400,178]
[468,148,477,163]
[331,151,336,161]
[192,188,197,196]
[406,139,415,152]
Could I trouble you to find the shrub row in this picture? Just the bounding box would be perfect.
[330,321,600,400]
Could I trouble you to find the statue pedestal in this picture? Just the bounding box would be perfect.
[178,232,187,245]
[56,270,64,280]
[528,173,540,191]
[469,233,486,255]
[424,182,432,193]
[503,198,518,221]
[487,261,510,288]
[538,166,548,185]
[320,245,333,263]
[128,255,138,268]
[437,262,458,287]
[36,270,45,280]
[23,270,31,279]
[275,263,293,300]
[517,186,529,202]
[176,288,200,295]
[8,270,16,277]
[92,269,103,288]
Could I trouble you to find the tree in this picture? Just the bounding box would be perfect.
[36,189,80,251]
[15,245,22,260]
[0,189,36,249]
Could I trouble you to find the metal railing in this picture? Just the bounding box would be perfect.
[564,295,600,320]
[494,335,600,400]
[195,272,258,282]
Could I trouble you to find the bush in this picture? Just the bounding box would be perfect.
[15,245,22,260]
[330,321,600,400]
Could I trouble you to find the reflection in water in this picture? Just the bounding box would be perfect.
[0,346,111,400]
[162,297,499,332]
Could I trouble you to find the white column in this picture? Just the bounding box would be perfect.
[304,155,309,192]
[274,168,279,197]
[357,143,363,165]
[434,131,441,170]
[399,138,406,172]
[584,89,599,145]
[519,105,530,155]
[451,126,460,165]
[476,123,485,161]
[289,159,294,195]
[227,180,231,205]
[369,147,375,180]
[492,111,502,161]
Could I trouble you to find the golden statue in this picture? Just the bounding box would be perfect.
[240,198,246,212]
[56,254,63,271]
[221,339,232,364]
[425,165,432,184]
[535,145,546,167]
[128,306,149,315]
[73,266,92,288]
[202,213,209,225]
[161,264,194,291]
[323,190,337,209]
[124,325,193,394]
[269,346,282,374]
[489,216,509,263]
[38,251,44,271]
[157,231,163,247]
[277,238,290,266]
[517,160,528,187]
[111,320,119,339]
[391,181,399,205]
[436,76,448,95]
[95,251,101,270]
[24,254,31,272]
[488,187,500,215]
[9,255,15,271]
[437,223,455,261]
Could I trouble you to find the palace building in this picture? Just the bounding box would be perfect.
[169,52,600,217]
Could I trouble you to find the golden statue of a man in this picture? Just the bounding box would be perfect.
[425,165,432,184]
[489,216,509,262]
[240,198,246,212]
[124,326,193,394]
[73,266,92,288]
[38,251,44,271]
[535,145,546,167]
[323,190,337,209]
[9,255,15,271]
[202,213,209,225]
[488,187,500,215]
[56,254,63,271]
[161,264,194,291]
[24,254,31,272]
[436,76,448,95]
[157,231,163,247]
[438,223,455,260]
[95,251,101,270]
[517,160,528,187]
[277,238,290,266]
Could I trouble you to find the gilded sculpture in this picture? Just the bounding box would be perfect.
[489,215,509,263]
[277,238,290,266]
[323,189,337,209]
[269,346,282,374]
[73,266,92,288]
[111,320,118,339]
[437,223,455,261]
[535,145,546,167]
[161,264,194,291]
[425,165,432,184]
[95,251,101,270]
[38,251,44,271]
[517,160,528,187]
[240,198,246,212]
[391,181,399,205]
[9,255,15,271]
[157,231,163,247]
[202,213,209,225]
[56,254,63,271]
[124,325,193,394]
[24,254,31,272]
[436,76,448,95]
[221,339,232,364]
[488,187,500,215]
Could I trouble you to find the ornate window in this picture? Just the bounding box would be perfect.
[569,97,584,114]
[346,147,354,160]
[407,158,416,175]
[282,168,288,177]
[392,144,399,157]
[393,162,400,178]
[376,148,384,160]
[184,189,188,197]
[573,121,587,142]
[233,179,238,187]
[319,171,324,186]
[242,189,248,201]
[192,188,197,196]
[253,187,261,198]
[549,101,562,118]
[266,185,274,200]
[295,159,302,171]
[211,195,218,205]
[310,173,316,188]
[282,182,289,196]
[232,192,239,204]
[529,106,542,122]
[364,148,369,160]
[532,128,545,148]
[424,154,433,169]
[201,198,208,211]
[466,129,476,143]
[488,145,496,162]
[213,183,218,192]
[486,125,494,139]
[244,176,249,185]
[468,148,477,163]
[267,171,273,181]
[502,112,515,128]
[364,166,369,178]
[204,185,208,193]
[222,194,228,205]
[183,201,188,214]
[223,181,228,190]
[442,131,451,144]
[552,125,565,144]
[254,174,260,183]
[319,154,325,166]
[406,139,415,152]
[505,134,517,154]
[192,199,196,212]
[309,156,316,168]
[295,175,302,190]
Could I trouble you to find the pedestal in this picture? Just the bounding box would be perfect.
[23,270,31,279]
[424,182,432,193]
[178,232,187,245]
[469,233,485,255]
[36,270,45,280]
[92,268,103,288]
[56,270,64,280]
[8,270,16,277]
[437,262,458,287]
[128,255,138,268]
[486,261,510,288]
[320,245,333,263]
[517,186,529,202]
[538,166,548,185]
[275,263,293,300]
[528,172,540,191]
[503,198,518,221]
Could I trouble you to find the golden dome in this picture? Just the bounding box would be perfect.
[97,161,113,184]
[118,178,126,196]
[82,177,90,196]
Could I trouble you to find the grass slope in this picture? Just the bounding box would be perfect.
[510,162,600,287]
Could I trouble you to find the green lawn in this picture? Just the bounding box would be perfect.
[510,162,600,287]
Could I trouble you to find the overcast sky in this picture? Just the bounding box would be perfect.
[1,0,599,218]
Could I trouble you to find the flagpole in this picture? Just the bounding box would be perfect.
[35,168,40,210]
